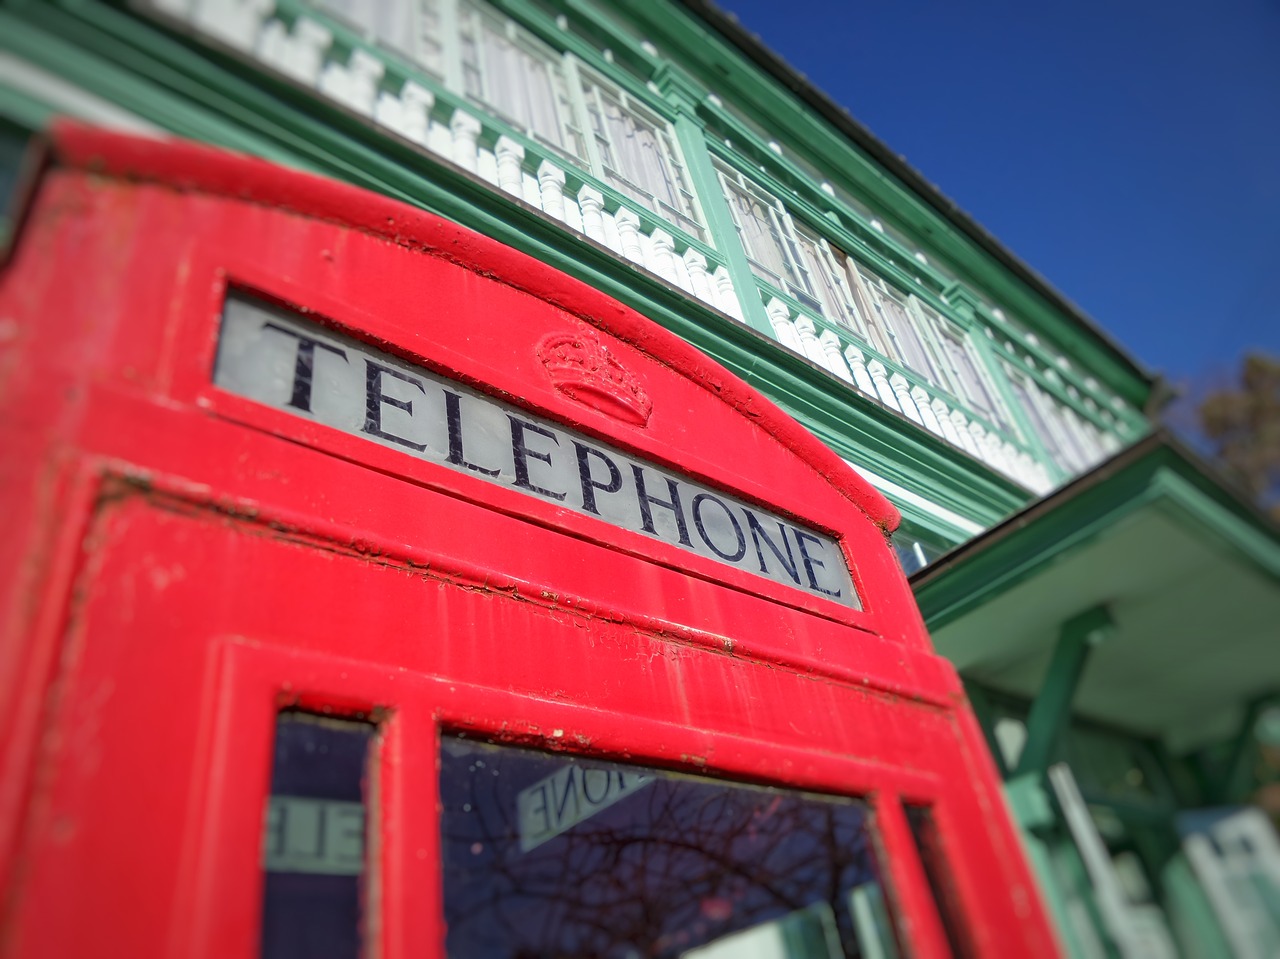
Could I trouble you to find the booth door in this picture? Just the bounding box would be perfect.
[6,486,918,959]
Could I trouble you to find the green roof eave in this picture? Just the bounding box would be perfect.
[910,432,1280,744]
[911,431,1280,632]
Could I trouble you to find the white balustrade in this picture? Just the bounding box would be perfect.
[765,298,804,355]
[683,249,714,303]
[889,373,922,424]
[793,316,831,369]
[912,386,943,436]
[375,82,433,145]
[866,360,900,411]
[818,331,853,383]
[319,48,383,116]
[449,109,482,173]
[196,0,272,52]
[950,410,981,457]
[843,346,876,397]
[614,208,645,264]
[576,186,606,244]
[712,267,742,320]
[932,399,962,446]
[536,161,566,221]
[648,230,679,284]
[493,136,525,197]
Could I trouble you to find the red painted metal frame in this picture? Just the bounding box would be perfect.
[0,125,1058,958]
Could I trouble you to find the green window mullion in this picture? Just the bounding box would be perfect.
[561,55,604,180]
[973,334,1068,484]
[439,0,466,93]
[656,69,771,336]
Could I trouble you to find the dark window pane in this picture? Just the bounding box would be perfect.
[440,735,899,958]
[261,712,375,959]
[903,804,972,959]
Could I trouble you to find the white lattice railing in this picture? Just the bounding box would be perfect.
[761,294,1056,494]
[147,0,743,322]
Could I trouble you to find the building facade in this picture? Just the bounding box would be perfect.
[2,0,1278,955]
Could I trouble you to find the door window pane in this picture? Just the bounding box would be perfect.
[440,735,897,958]
[261,712,376,959]
[903,804,973,959]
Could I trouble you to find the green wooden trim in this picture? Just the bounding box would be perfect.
[655,62,772,337]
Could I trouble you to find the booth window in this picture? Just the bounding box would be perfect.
[260,712,377,959]
[439,734,901,958]
[903,804,973,959]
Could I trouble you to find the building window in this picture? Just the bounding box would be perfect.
[580,72,703,238]
[929,315,1009,430]
[853,267,943,383]
[317,0,444,76]
[715,162,817,301]
[1004,366,1108,475]
[457,0,580,159]
[306,0,704,238]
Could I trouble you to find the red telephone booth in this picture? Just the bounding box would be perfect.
[0,126,1057,959]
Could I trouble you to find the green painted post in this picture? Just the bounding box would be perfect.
[1016,605,1114,778]
[1216,691,1276,804]
[653,62,773,338]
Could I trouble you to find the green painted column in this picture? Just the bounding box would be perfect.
[653,63,773,338]
[1016,605,1113,778]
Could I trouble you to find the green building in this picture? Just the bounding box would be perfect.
[2,0,1278,953]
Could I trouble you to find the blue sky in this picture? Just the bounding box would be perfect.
[717,0,1280,396]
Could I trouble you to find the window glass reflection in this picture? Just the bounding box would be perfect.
[440,735,898,958]
[260,712,375,959]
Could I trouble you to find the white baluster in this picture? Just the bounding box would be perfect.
[376,82,433,145]
[449,110,482,173]
[282,18,331,85]
[649,229,677,284]
[793,316,830,368]
[932,399,962,446]
[1001,442,1027,483]
[889,373,922,424]
[819,331,853,383]
[766,298,805,355]
[969,422,999,470]
[614,208,645,264]
[683,249,714,305]
[844,346,876,396]
[319,48,383,116]
[912,386,943,435]
[196,0,272,51]
[712,267,742,320]
[866,360,900,411]
[537,161,566,221]
[577,186,606,243]
[950,410,981,456]
[493,136,525,197]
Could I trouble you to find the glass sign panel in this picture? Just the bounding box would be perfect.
[215,294,858,607]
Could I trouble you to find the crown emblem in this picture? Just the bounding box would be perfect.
[537,330,652,427]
